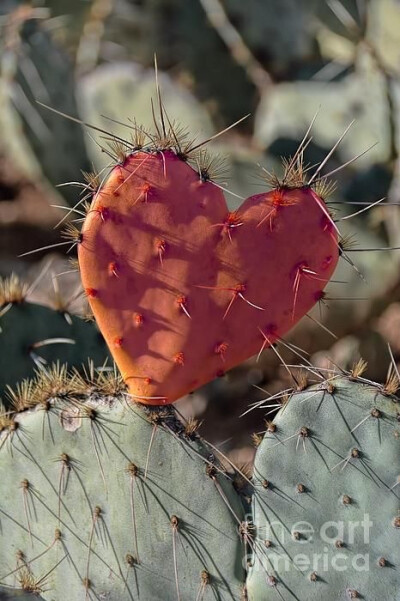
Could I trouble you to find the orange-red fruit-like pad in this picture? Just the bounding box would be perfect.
[78,151,338,404]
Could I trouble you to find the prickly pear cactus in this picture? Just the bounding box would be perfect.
[0,367,245,601]
[248,374,400,600]
[0,7,91,206]
[78,123,338,404]
[0,276,109,399]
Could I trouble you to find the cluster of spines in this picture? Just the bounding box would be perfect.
[0,275,28,308]
[41,95,344,264]
[247,356,400,422]
[0,361,125,418]
[0,273,88,322]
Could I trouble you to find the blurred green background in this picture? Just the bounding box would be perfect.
[1,0,400,465]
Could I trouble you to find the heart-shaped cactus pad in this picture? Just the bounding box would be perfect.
[78,149,338,404]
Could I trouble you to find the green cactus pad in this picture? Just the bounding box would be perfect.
[0,298,109,403]
[0,373,245,600]
[0,10,91,206]
[248,377,400,600]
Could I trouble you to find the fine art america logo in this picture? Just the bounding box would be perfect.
[244,514,374,573]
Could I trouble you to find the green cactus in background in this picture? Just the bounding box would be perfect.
[79,61,215,171]
[0,365,246,601]
[0,6,91,206]
[248,369,400,600]
[0,275,110,400]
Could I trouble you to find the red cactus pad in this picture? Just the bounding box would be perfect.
[78,151,338,404]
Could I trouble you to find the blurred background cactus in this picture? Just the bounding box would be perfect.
[1,0,400,503]
[0,273,110,399]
